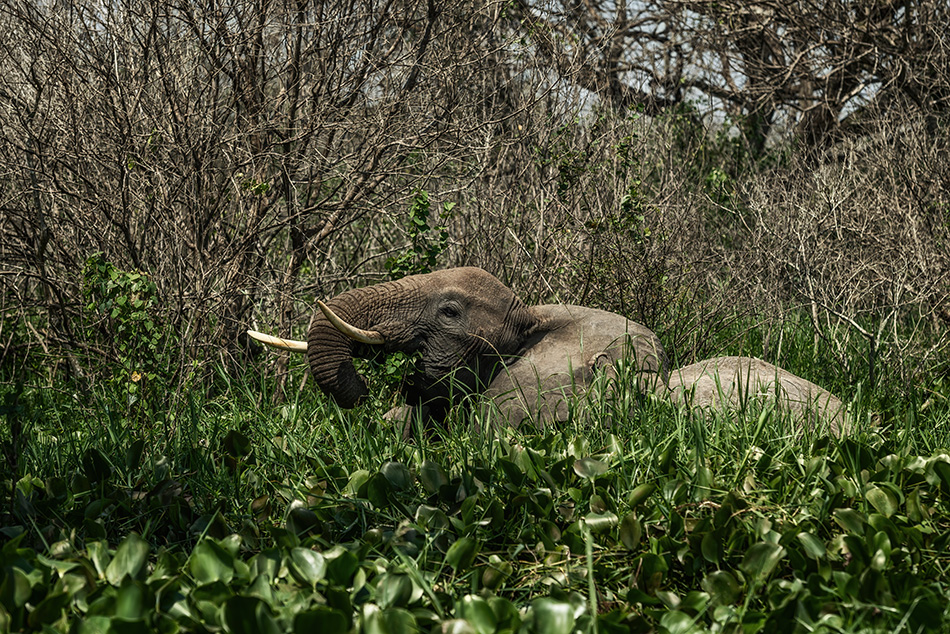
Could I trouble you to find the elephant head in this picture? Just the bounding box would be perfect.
[305,267,539,411]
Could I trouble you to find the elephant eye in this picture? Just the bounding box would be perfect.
[439,305,460,319]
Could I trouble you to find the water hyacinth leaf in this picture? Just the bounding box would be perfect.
[627,482,656,508]
[345,469,372,495]
[189,539,235,586]
[702,570,740,605]
[660,610,702,634]
[294,606,350,634]
[105,533,149,585]
[739,542,785,580]
[573,457,608,480]
[289,547,326,587]
[865,486,899,518]
[419,460,448,495]
[701,531,719,565]
[375,607,417,634]
[445,537,479,573]
[377,573,413,609]
[498,459,525,488]
[114,581,148,620]
[125,438,145,471]
[86,540,111,578]
[481,555,513,590]
[380,461,412,491]
[529,597,575,634]
[833,508,866,534]
[1,567,33,608]
[27,591,70,628]
[326,548,359,586]
[619,513,642,550]
[584,511,618,534]
[359,472,390,508]
[224,596,282,634]
[797,532,826,560]
[458,594,497,634]
[929,459,950,491]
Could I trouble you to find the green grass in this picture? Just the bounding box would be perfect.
[2,326,950,633]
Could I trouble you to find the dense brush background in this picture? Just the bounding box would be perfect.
[1,0,950,631]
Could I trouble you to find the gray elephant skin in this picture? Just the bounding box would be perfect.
[661,356,848,435]
[249,267,668,427]
[249,267,848,435]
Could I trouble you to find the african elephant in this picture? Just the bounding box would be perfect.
[248,267,669,426]
[661,356,848,436]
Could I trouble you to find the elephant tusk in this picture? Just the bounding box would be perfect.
[317,300,386,345]
[247,330,308,353]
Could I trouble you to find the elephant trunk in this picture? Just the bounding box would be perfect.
[306,277,417,408]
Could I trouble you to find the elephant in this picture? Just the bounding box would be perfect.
[247,267,669,427]
[249,267,850,436]
[661,356,848,436]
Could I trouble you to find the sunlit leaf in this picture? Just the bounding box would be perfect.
[797,532,826,560]
[619,513,642,550]
[458,594,497,634]
[380,461,412,491]
[528,597,574,634]
[189,539,235,586]
[573,458,608,480]
[865,486,899,518]
[739,542,785,580]
[445,537,479,573]
[833,508,866,534]
[105,533,149,585]
[289,547,326,587]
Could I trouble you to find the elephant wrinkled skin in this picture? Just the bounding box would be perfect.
[661,356,848,435]
[483,304,668,427]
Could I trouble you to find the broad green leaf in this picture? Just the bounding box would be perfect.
[0,567,33,609]
[497,459,525,488]
[294,607,350,634]
[380,461,412,491]
[105,533,149,585]
[619,513,642,550]
[445,537,479,573]
[584,511,618,533]
[458,594,497,634]
[345,469,371,495]
[797,532,826,560]
[224,596,282,634]
[865,486,899,518]
[377,573,413,609]
[833,508,866,534]
[660,610,703,634]
[701,531,719,565]
[114,581,148,620]
[573,457,608,480]
[528,597,574,634]
[326,548,359,586]
[289,547,326,587]
[481,555,513,590]
[702,570,740,605]
[189,539,235,586]
[419,460,448,494]
[627,482,655,507]
[739,542,785,580]
[27,591,70,627]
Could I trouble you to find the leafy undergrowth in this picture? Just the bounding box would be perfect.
[3,378,950,633]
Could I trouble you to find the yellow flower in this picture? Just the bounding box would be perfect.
[131,371,142,383]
